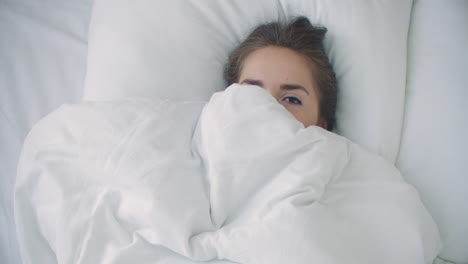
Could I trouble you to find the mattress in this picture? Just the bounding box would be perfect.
[0,0,93,263]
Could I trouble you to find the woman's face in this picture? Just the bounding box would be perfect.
[238,46,326,129]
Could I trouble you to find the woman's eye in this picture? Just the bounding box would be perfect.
[282,96,302,105]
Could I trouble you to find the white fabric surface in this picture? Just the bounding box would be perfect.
[434,258,457,264]
[83,0,413,163]
[15,84,441,264]
[0,1,93,264]
[396,0,468,263]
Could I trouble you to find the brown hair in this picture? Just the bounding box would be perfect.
[224,16,337,131]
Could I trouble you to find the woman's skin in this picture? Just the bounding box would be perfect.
[238,46,327,129]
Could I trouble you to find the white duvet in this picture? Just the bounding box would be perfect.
[15,84,441,264]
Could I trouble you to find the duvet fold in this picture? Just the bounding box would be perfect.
[15,84,441,264]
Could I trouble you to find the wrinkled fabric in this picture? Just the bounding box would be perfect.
[15,84,441,264]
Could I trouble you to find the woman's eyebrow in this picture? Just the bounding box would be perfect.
[240,79,263,86]
[240,79,309,95]
[280,84,309,95]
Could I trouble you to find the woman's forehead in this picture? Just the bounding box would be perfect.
[240,46,319,93]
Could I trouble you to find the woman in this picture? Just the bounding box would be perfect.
[224,16,337,131]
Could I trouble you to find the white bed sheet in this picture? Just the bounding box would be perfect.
[14,85,441,264]
[0,0,93,263]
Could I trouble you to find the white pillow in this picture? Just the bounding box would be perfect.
[83,0,412,163]
[396,1,468,263]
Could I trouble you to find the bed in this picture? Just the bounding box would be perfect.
[1,0,93,263]
[1,0,467,263]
